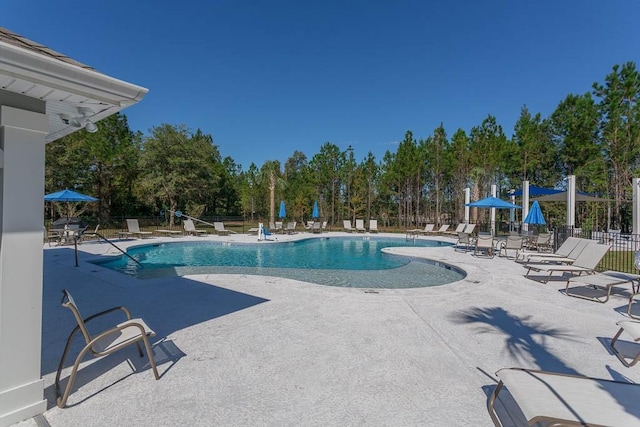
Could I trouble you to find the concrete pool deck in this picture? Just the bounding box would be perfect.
[19,232,640,426]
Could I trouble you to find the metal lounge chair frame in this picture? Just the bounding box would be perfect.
[125,219,153,239]
[497,235,523,259]
[488,367,640,426]
[184,219,207,236]
[355,219,366,233]
[343,220,354,233]
[55,289,159,408]
[565,270,640,303]
[369,219,379,233]
[214,221,236,236]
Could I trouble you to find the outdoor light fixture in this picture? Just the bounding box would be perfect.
[60,106,99,133]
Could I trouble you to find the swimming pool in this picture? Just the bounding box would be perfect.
[93,236,465,288]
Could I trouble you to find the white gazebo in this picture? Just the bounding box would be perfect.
[0,27,147,426]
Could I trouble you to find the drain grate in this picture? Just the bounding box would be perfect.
[364,289,379,294]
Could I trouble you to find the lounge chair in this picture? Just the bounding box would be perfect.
[311,221,322,233]
[274,221,284,234]
[611,320,640,367]
[247,226,260,235]
[487,367,640,427]
[523,232,553,252]
[55,289,159,408]
[321,221,328,232]
[79,224,100,243]
[524,243,610,283]
[519,236,581,262]
[425,224,449,235]
[497,235,523,259]
[183,219,207,236]
[474,234,495,258]
[523,238,594,265]
[565,270,640,303]
[214,222,236,236]
[343,220,354,233]
[125,219,153,239]
[285,221,297,234]
[305,221,314,231]
[463,223,476,235]
[444,223,465,236]
[407,224,434,237]
[369,219,379,233]
[355,219,366,233]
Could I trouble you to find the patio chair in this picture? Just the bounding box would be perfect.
[426,224,449,235]
[311,221,322,233]
[321,221,328,232]
[305,221,314,231]
[343,220,354,233]
[463,223,476,235]
[55,289,159,408]
[369,219,379,233]
[523,238,593,265]
[355,219,366,233]
[497,235,523,259]
[274,221,284,234]
[214,222,236,236]
[611,320,640,367]
[474,234,495,258]
[524,243,610,283]
[454,232,473,253]
[487,367,640,426]
[125,219,153,239]
[183,219,207,236]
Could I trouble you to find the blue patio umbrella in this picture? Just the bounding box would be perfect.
[312,201,319,218]
[464,196,521,209]
[44,189,98,202]
[278,200,286,219]
[523,200,546,225]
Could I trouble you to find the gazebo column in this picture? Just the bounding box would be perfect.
[566,175,576,229]
[0,104,48,426]
[464,187,470,224]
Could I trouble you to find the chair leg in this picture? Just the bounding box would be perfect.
[611,327,640,368]
[141,335,160,380]
[57,343,95,408]
[487,380,505,427]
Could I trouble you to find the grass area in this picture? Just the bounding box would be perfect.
[599,250,636,273]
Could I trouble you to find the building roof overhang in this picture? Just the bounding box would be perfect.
[0,27,148,142]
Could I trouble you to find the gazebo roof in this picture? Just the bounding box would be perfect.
[0,27,148,142]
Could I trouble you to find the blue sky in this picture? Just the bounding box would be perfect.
[3,1,639,169]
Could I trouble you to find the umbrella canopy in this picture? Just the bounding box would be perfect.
[278,200,286,218]
[464,196,521,209]
[523,200,546,225]
[312,201,319,218]
[44,189,98,202]
[535,191,612,203]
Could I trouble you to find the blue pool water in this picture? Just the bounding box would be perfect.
[93,237,465,288]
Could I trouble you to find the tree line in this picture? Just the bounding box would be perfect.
[45,62,640,230]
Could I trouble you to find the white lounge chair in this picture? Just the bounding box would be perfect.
[488,367,640,427]
[343,220,354,233]
[311,221,322,233]
[455,232,473,253]
[463,223,476,234]
[524,243,610,283]
[355,219,366,233]
[369,219,379,233]
[285,221,297,234]
[184,219,207,236]
[519,236,582,262]
[125,219,153,239]
[426,224,449,235]
[214,222,236,236]
[444,223,465,236]
[407,224,434,237]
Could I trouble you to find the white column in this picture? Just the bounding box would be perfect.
[633,179,640,234]
[567,175,576,228]
[509,189,515,231]
[522,181,530,233]
[0,106,48,426]
[490,184,497,235]
[463,187,470,224]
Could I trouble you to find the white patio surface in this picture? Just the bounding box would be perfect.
[19,232,640,426]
